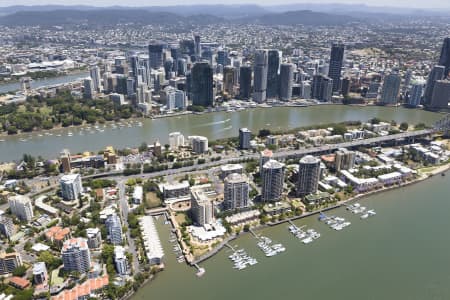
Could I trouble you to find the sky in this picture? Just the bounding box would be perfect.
[0,0,449,9]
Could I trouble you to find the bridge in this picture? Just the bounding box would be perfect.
[272,129,433,160]
[434,114,450,137]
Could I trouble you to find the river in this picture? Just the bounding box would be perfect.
[0,71,89,94]
[0,105,442,162]
[132,173,450,300]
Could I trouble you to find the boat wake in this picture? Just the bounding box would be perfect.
[193,118,231,128]
[217,125,233,132]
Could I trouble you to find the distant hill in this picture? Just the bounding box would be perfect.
[247,10,358,26]
[0,8,358,27]
[0,9,225,26]
[0,4,269,18]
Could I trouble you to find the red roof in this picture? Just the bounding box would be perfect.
[51,275,109,300]
[9,276,30,289]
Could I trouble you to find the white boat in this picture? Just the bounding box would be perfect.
[296,232,307,239]
[360,213,369,219]
[367,210,377,216]
[302,237,313,244]
[312,233,321,239]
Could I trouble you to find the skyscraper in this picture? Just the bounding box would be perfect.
[60,174,82,201]
[148,42,164,69]
[279,63,294,101]
[312,75,333,102]
[328,43,345,93]
[408,79,426,107]
[194,34,201,58]
[0,215,14,239]
[190,187,214,226]
[223,66,235,97]
[297,155,321,197]
[105,214,123,245]
[261,159,285,202]
[164,57,174,80]
[114,246,129,275]
[253,49,269,103]
[177,58,187,76]
[266,49,281,99]
[8,195,34,222]
[89,65,101,92]
[380,73,401,105]
[61,238,91,273]
[224,173,249,210]
[424,65,446,105]
[239,128,252,150]
[217,49,230,66]
[438,37,450,77]
[239,65,252,100]
[191,61,214,107]
[430,80,450,109]
[129,54,139,79]
[83,78,94,99]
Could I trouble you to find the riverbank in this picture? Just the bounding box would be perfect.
[184,161,450,267]
[0,68,87,86]
[0,105,443,163]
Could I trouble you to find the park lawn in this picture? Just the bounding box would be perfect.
[145,192,162,208]
[51,269,64,286]
[174,212,187,225]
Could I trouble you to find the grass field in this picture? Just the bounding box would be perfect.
[145,192,162,208]
[51,269,64,286]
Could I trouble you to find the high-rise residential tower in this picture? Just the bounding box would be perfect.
[438,37,450,77]
[239,65,252,100]
[191,61,214,107]
[380,73,401,105]
[424,65,446,105]
[279,63,294,101]
[148,42,164,69]
[328,43,345,93]
[239,128,252,150]
[253,49,269,103]
[266,50,281,99]
[261,159,285,202]
[297,155,321,197]
[224,173,250,210]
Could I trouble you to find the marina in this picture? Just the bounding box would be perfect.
[228,249,258,270]
[319,213,351,231]
[256,236,286,257]
[346,203,377,220]
[132,175,450,300]
[288,223,321,244]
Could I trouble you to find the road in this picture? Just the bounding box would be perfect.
[102,129,434,182]
[117,180,140,275]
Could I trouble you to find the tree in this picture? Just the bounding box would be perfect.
[38,251,62,271]
[399,122,409,131]
[12,265,27,277]
[138,142,148,153]
[370,117,381,124]
[332,124,347,135]
[258,129,271,138]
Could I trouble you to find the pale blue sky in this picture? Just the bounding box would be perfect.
[0,0,449,9]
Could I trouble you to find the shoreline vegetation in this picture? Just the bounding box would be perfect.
[0,101,440,138]
[0,68,87,86]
